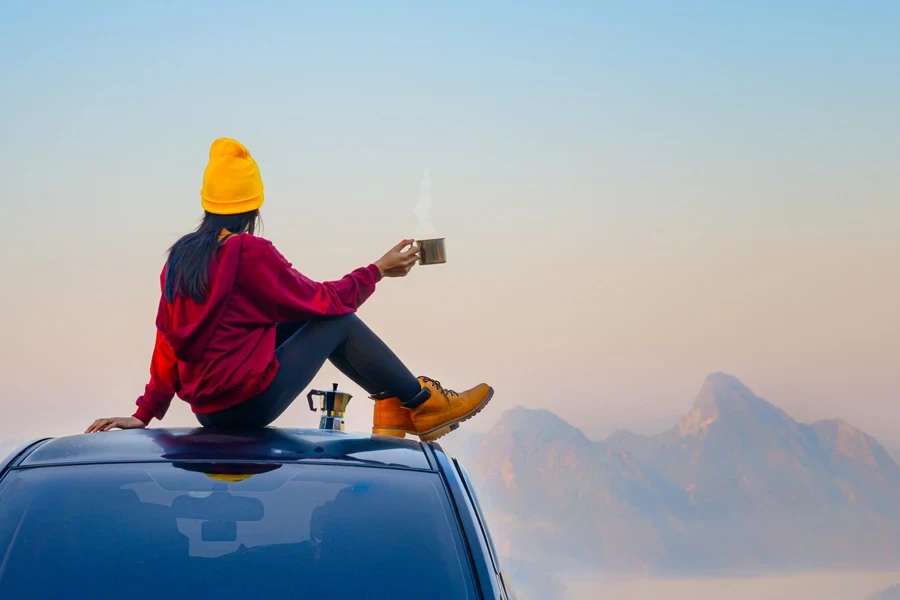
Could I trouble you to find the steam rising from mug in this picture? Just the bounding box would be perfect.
[413,169,436,239]
[413,169,446,265]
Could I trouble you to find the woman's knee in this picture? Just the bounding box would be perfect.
[312,312,364,334]
[331,313,361,325]
[278,314,359,345]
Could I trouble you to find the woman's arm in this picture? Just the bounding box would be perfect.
[132,328,179,425]
[243,236,384,322]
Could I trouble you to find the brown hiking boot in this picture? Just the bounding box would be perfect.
[410,376,494,442]
[370,394,460,440]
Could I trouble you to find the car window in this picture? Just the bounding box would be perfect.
[0,463,477,600]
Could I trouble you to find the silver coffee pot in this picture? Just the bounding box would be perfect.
[307,383,353,431]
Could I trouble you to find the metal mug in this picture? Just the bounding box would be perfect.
[416,238,446,265]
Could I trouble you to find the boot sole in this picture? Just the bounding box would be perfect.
[372,423,460,440]
[417,386,495,443]
[371,427,408,438]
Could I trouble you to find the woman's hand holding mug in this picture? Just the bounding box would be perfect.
[375,239,419,278]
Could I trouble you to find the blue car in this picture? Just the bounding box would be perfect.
[0,428,518,599]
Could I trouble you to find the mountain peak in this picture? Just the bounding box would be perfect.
[490,406,591,444]
[703,371,746,386]
[679,373,789,436]
[697,372,754,401]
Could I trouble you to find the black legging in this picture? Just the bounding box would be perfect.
[196,314,423,428]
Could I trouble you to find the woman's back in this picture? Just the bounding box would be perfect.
[160,234,280,413]
[138,232,382,422]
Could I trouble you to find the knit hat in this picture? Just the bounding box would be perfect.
[200,138,264,215]
[205,473,255,483]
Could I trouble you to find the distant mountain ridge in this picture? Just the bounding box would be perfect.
[869,584,900,600]
[444,373,900,575]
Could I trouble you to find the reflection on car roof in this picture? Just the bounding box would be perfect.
[18,428,433,472]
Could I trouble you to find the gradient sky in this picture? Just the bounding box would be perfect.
[1,1,898,444]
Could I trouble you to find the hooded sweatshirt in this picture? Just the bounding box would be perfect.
[132,233,382,425]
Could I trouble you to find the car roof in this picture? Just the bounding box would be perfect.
[13,428,435,472]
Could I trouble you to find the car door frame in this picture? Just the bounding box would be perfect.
[451,457,518,600]
[428,444,513,600]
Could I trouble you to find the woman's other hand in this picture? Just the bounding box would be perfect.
[375,239,419,278]
[85,416,147,433]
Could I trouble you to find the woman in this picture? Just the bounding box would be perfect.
[86,138,492,441]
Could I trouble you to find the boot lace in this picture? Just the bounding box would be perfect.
[421,377,459,397]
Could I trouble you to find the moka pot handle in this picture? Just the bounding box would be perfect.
[307,389,324,412]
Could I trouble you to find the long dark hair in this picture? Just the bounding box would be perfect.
[164,210,261,303]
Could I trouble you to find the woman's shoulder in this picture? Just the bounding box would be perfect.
[235,234,287,263]
[235,233,274,250]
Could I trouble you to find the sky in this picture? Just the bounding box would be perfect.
[1,1,898,444]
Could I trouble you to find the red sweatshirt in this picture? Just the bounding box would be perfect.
[132,234,382,425]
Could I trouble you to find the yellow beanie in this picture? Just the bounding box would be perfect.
[205,473,255,483]
[200,138,264,215]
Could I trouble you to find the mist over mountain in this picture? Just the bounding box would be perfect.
[442,373,900,576]
[0,439,26,459]
[586,412,683,442]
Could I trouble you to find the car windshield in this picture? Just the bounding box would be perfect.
[0,462,476,599]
